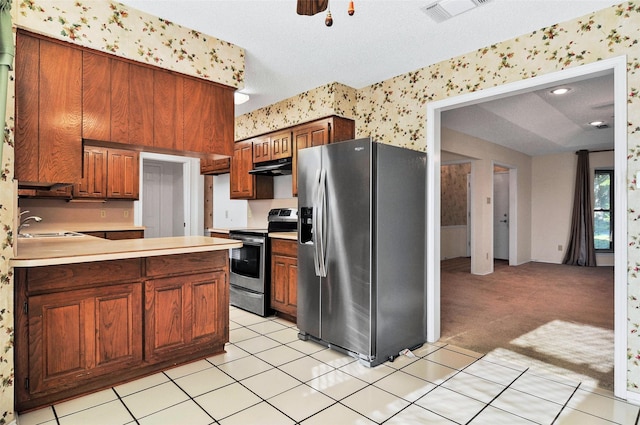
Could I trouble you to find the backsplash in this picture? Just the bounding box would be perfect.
[17,199,135,232]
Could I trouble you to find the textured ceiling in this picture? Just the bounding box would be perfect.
[120,0,619,156]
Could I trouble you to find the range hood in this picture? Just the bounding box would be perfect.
[249,157,292,176]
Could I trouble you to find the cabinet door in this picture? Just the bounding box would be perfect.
[201,158,230,175]
[270,239,298,317]
[144,271,227,362]
[252,136,271,163]
[107,149,139,199]
[154,70,184,151]
[183,77,209,154]
[110,59,130,144]
[129,64,154,147]
[74,147,108,198]
[82,51,111,141]
[27,284,142,395]
[292,120,330,196]
[38,38,83,185]
[210,85,235,157]
[270,130,292,160]
[15,32,40,182]
[230,140,254,199]
[16,33,82,185]
[271,254,297,317]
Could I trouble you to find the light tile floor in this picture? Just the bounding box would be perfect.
[17,307,640,425]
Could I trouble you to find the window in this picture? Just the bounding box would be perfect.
[594,169,613,251]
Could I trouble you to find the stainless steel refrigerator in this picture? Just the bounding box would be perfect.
[297,137,427,367]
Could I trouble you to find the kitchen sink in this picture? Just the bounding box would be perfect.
[18,231,87,239]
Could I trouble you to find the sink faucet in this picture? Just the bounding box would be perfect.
[18,211,43,233]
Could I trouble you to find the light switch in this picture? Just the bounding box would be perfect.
[486,197,491,204]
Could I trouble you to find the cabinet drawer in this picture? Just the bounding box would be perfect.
[146,251,228,277]
[25,259,142,293]
[271,239,297,257]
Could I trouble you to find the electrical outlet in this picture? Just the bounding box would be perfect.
[123,210,129,218]
[558,244,563,251]
[225,210,229,219]
[100,209,106,218]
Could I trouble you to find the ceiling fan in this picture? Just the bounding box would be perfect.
[296,0,354,26]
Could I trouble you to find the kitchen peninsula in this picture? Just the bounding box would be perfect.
[11,235,240,412]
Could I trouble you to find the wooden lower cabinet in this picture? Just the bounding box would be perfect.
[145,270,227,363]
[15,250,229,412]
[270,239,298,320]
[27,283,142,396]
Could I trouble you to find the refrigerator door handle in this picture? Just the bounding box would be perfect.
[312,169,322,277]
[317,168,328,277]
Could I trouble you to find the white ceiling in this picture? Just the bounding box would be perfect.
[119,0,620,156]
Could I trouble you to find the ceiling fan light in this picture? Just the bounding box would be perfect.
[348,1,355,15]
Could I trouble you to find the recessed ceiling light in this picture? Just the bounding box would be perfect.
[234,92,250,105]
[551,87,570,95]
[590,120,605,127]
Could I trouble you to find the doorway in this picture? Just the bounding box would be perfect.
[426,56,627,398]
[133,152,204,237]
[143,160,184,238]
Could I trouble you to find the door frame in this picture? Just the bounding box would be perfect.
[426,55,628,399]
[133,152,204,236]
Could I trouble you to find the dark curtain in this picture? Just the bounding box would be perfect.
[563,150,596,266]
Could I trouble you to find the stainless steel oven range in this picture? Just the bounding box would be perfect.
[228,208,297,316]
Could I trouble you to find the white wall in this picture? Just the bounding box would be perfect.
[441,225,467,259]
[212,174,297,229]
[531,150,614,265]
[442,127,532,274]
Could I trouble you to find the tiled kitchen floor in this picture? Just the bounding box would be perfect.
[18,307,640,425]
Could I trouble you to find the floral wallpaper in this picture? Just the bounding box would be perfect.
[235,82,357,140]
[237,2,640,395]
[16,0,245,87]
[441,163,471,226]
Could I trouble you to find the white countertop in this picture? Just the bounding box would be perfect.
[269,232,297,241]
[11,235,241,268]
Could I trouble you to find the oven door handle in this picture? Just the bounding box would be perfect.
[232,238,264,245]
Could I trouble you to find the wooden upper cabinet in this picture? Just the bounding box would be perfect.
[82,51,111,141]
[75,147,108,198]
[201,158,230,175]
[230,140,273,200]
[271,130,292,160]
[292,116,355,196]
[252,136,271,163]
[230,140,254,199]
[107,148,139,199]
[110,59,130,144]
[15,31,83,186]
[129,64,154,147]
[184,78,235,157]
[252,131,292,163]
[293,119,332,197]
[74,146,139,200]
[153,70,184,151]
[210,85,234,157]
[183,77,209,153]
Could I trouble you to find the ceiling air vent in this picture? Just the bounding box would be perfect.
[421,0,490,23]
